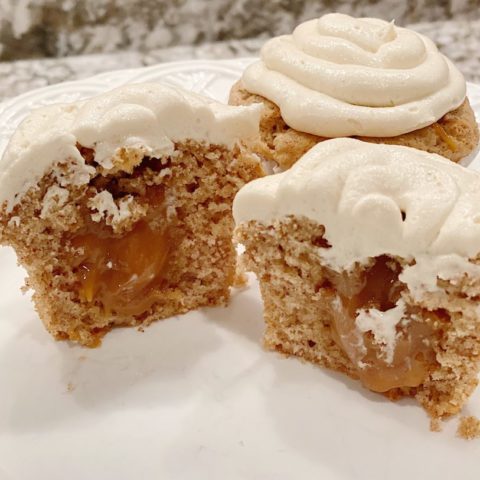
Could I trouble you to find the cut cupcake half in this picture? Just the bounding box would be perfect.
[0,83,262,346]
[233,138,480,419]
[229,13,479,170]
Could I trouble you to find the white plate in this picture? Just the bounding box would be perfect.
[1,59,480,480]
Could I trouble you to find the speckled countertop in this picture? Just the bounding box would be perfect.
[1,17,480,102]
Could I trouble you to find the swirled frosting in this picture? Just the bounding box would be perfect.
[0,83,261,212]
[242,13,466,137]
[233,138,480,294]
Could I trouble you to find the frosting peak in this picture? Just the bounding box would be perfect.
[315,13,396,53]
[242,13,466,137]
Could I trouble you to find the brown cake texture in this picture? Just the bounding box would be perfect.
[233,139,480,420]
[235,216,480,419]
[0,85,263,347]
[0,141,262,347]
[229,81,480,171]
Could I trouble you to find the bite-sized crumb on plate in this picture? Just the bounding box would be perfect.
[457,416,480,440]
[430,418,442,433]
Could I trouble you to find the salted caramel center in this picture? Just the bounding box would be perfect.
[71,188,170,316]
[329,256,435,392]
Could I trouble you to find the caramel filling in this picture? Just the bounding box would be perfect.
[71,189,170,317]
[329,256,435,392]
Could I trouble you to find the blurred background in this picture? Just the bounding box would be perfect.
[0,0,479,99]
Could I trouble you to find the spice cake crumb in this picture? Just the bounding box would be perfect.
[457,416,480,440]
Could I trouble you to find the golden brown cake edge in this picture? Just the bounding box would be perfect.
[229,80,480,170]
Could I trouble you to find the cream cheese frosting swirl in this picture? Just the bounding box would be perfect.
[242,13,466,137]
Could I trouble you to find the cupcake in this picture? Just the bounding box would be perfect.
[230,13,479,170]
[233,138,480,419]
[0,83,262,346]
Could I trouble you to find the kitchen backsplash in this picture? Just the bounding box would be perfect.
[1,0,479,61]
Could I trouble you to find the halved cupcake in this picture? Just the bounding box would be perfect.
[230,13,479,170]
[0,83,262,346]
[234,138,480,419]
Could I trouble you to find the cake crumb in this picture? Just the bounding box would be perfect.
[233,253,249,289]
[457,416,480,440]
[233,270,249,288]
[430,418,442,432]
[66,382,75,393]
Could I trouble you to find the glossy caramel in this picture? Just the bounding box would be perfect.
[330,256,435,392]
[71,188,170,316]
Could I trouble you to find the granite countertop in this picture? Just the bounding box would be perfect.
[1,18,479,102]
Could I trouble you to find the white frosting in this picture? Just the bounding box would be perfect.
[0,82,261,212]
[242,13,466,137]
[88,191,140,226]
[355,299,406,364]
[233,138,480,295]
[399,253,480,300]
[39,185,70,219]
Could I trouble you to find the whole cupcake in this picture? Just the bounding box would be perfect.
[230,13,480,170]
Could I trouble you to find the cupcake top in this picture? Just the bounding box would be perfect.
[233,138,480,295]
[242,13,466,138]
[0,83,261,212]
